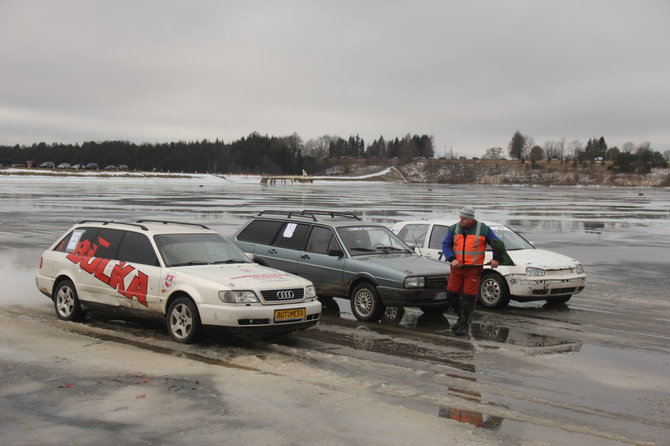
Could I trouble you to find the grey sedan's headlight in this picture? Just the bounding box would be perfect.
[219,290,259,303]
[404,276,426,288]
[305,285,317,299]
[575,264,584,274]
[525,267,546,277]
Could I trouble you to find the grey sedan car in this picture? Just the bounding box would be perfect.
[233,210,450,322]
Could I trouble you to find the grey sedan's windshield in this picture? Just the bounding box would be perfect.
[337,226,413,256]
[154,233,252,267]
[489,226,534,251]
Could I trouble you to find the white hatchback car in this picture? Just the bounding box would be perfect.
[391,219,585,308]
[36,220,321,343]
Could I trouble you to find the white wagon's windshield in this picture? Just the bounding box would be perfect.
[337,226,414,256]
[489,226,534,251]
[154,233,251,267]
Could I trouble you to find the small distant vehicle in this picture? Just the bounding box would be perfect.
[103,165,117,170]
[57,163,71,169]
[392,219,585,308]
[38,161,55,168]
[233,210,450,322]
[84,163,99,170]
[71,164,83,170]
[36,220,321,343]
[118,164,129,170]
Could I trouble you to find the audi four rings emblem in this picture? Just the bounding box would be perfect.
[276,290,295,299]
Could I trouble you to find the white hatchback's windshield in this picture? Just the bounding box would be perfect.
[489,226,534,250]
[154,233,251,267]
[337,226,413,256]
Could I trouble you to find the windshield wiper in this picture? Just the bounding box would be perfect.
[375,245,405,252]
[349,247,376,252]
[170,260,209,267]
[211,259,249,264]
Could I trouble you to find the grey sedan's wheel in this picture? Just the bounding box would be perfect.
[478,273,511,309]
[383,306,405,323]
[350,283,385,322]
[54,280,86,322]
[167,297,202,344]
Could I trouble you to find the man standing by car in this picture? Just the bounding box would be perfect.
[442,207,501,336]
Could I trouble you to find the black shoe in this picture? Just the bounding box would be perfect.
[454,325,469,337]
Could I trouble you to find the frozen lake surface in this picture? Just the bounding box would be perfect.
[1,174,669,445]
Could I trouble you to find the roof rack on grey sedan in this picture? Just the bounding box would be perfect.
[256,210,361,221]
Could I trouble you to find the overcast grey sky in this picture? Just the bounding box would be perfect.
[1,0,669,157]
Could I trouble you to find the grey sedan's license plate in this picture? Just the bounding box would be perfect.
[434,291,447,300]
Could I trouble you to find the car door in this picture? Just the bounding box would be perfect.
[263,222,311,274]
[113,231,162,311]
[396,223,430,255]
[425,224,450,261]
[65,227,124,305]
[297,226,346,296]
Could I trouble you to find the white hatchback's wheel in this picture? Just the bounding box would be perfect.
[54,280,85,322]
[478,273,510,309]
[350,283,385,322]
[167,297,202,343]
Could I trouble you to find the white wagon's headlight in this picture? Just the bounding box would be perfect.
[404,276,425,288]
[305,285,317,299]
[575,264,584,274]
[525,267,546,277]
[219,290,259,303]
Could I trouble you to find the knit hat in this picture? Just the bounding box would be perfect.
[459,206,475,219]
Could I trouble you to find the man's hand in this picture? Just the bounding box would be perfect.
[450,259,461,268]
[490,259,500,268]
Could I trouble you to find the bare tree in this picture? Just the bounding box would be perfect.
[566,140,583,160]
[482,147,505,159]
[621,142,636,153]
[305,135,336,160]
[523,136,535,161]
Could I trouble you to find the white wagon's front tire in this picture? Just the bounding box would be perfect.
[167,297,203,343]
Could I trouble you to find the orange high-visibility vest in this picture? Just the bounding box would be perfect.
[451,221,489,265]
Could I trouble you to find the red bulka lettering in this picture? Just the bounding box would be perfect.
[97,236,110,248]
[80,255,102,274]
[121,271,149,306]
[66,240,91,264]
[109,262,135,293]
[93,258,112,284]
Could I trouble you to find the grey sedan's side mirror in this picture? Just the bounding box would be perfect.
[328,248,344,257]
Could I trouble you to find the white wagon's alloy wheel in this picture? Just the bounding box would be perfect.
[53,280,85,322]
[169,303,193,339]
[167,297,202,343]
[56,286,75,318]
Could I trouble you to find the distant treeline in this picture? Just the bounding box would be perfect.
[0,132,435,174]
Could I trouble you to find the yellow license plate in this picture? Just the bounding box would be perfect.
[274,308,306,322]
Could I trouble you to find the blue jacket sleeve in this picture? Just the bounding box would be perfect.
[442,228,455,261]
[486,227,500,260]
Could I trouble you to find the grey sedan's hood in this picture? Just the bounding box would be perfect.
[351,254,449,276]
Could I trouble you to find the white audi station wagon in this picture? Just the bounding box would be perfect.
[36,220,321,343]
[392,219,585,308]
